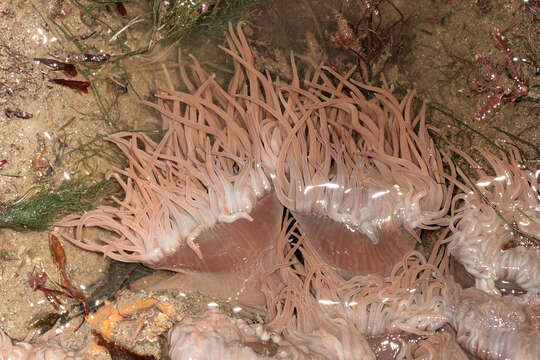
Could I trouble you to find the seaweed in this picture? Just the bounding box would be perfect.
[0,178,119,231]
[158,0,261,48]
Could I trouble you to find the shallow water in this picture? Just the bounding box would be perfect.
[0,0,537,358]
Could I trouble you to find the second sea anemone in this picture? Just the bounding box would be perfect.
[265,63,453,278]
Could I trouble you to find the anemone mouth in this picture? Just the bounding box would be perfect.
[153,193,282,273]
[293,212,416,278]
[131,193,283,308]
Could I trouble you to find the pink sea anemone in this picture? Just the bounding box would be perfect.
[0,328,85,360]
[57,24,287,305]
[168,308,315,359]
[59,23,453,286]
[434,144,540,359]
[267,65,454,277]
[445,285,540,359]
[446,146,540,295]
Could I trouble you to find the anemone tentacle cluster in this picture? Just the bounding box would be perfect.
[441,145,540,358]
[267,63,453,278]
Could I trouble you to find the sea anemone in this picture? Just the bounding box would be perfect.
[445,285,540,359]
[55,23,498,358]
[266,63,453,278]
[168,308,314,359]
[446,146,540,295]
[437,144,540,359]
[57,24,286,305]
[0,328,85,360]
